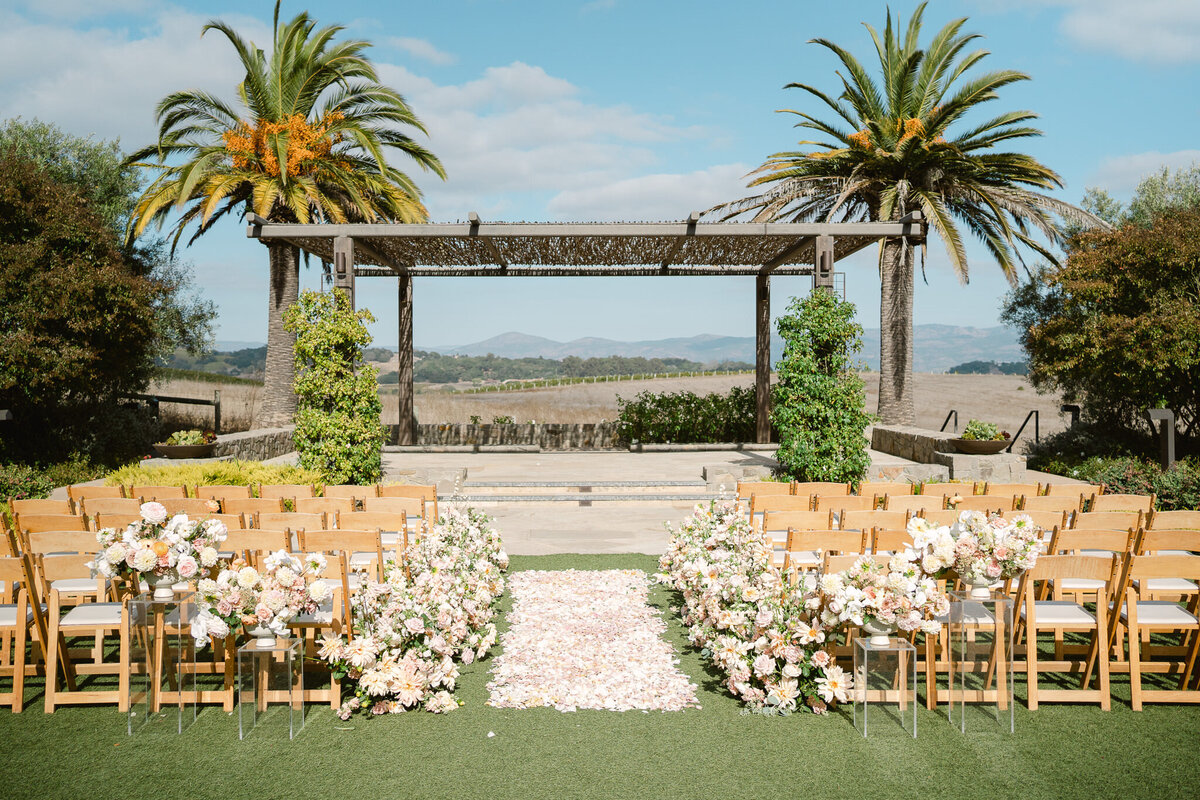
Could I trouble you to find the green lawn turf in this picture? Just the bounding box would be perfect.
[1,553,1198,800]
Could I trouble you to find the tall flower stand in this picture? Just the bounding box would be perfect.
[948,590,1015,733]
[126,591,196,735]
[238,637,304,740]
[853,637,917,738]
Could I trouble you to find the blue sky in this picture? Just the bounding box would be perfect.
[2,0,1198,349]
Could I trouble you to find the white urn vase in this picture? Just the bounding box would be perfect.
[860,618,896,647]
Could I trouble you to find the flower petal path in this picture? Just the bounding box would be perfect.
[486,569,699,712]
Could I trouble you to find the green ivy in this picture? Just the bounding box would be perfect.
[771,291,873,482]
[284,290,385,484]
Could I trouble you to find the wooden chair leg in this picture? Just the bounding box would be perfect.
[44,600,61,714]
[1128,622,1142,711]
[118,606,131,714]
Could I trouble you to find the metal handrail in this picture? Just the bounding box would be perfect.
[119,390,222,434]
[1005,410,1039,453]
[940,410,958,434]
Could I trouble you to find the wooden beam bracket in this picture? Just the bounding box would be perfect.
[469,212,508,269]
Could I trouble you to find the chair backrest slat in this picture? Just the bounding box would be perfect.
[15,513,88,534]
[1073,511,1142,531]
[195,485,252,501]
[762,510,832,534]
[129,485,187,500]
[258,484,315,501]
[793,482,850,496]
[223,498,286,518]
[363,496,425,517]
[883,495,933,514]
[736,481,792,499]
[26,530,98,555]
[256,512,326,533]
[1090,493,1155,514]
[814,495,875,512]
[750,494,812,516]
[79,497,141,517]
[840,510,909,533]
[10,499,72,516]
[296,496,354,516]
[857,481,914,497]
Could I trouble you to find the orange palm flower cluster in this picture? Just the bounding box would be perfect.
[222,111,345,177]
[899,117,926,143]
[847,129,871,149]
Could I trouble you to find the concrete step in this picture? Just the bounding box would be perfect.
[451,493,714,506]
[458,480,706,497]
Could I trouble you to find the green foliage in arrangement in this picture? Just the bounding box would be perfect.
[960,419,1008,441]
[1003,207,1200,449]
[285,290,385,484]
[616,387,756,444]
[771,291,872,482]
[105,461,323,491]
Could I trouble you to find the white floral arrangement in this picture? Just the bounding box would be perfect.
[819,553,949,634]
[322,506,508,716]
[907,511,1041,585]
[190,550,332,644]
[658,499,849,715]
[90,501,226,584]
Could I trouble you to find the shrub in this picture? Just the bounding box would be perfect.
[284,290,385,484]
[1038,456,1200,511]
[105,461,323,491]
[771,291,872,482]
[616,387,756,444]
[0,464,56,501]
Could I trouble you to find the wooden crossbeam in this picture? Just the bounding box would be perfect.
[660,211,699,270]
[469,212,508,269]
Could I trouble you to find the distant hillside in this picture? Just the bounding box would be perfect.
[417,325,1024,373]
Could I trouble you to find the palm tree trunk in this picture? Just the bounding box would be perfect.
[877,236,916,425]
[253,242,299,428]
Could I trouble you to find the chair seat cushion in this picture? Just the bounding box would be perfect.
[789,550,821,566]
[1132,578,1199,593]
[52,578,107,594]
[380,531,402,546]
[1117,601,1199,627]
[0,604,41,626]
[60,602,123,627]
[1022,600,1096,626]
[1057,578,1106,591]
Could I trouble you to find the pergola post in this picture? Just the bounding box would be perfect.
[813,235,834,293]
[755,273,771,444]
[397,273,415,446]
[332,236,355,307]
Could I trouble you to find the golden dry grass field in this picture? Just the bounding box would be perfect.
[155,373,1066,440]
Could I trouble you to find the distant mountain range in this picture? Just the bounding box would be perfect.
[415,325,1025,373]
[218,325,1025,373]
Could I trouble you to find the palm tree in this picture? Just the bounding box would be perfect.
[711,3,1103,425]
[126,3,444,428]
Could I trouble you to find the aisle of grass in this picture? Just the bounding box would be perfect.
[1,553,1198,800]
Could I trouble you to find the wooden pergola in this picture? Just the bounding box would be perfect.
[246,212,925,444]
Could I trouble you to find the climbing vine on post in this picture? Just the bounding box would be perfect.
[772,291,873,482]
[284,289,385,484]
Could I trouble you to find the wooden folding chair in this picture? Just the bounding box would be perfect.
[66,484,124,512]
[750,494,813,524]
[255,513,325,543]
[922,481,978,498]
[298,529,385,584]
[1021,494,1083,514]
[1045,482,1102,497]
[815,494,876,513]
[1112,554,1200,710]
[9,499,72,517]
[1018,553,1116,710]
[794,482,850,497]
[1090,493,1155,514]
[783,529,866,572]
[221,529,290,565]
[258,484,315,502]
[377,484,438,522]
[839,509,908,533]
[917,510,961,527]
[91,513,141,532]
[736,480,792,500]
[983,482,1040,498]
[287,551,350,708]
[205,512,247,530]
[337,511,410,551]
[1072,511,1143,531]
[223,497,285,519]
[883,495,933,514]
[323,484,374,505]
[858,481,914,497]
[0,556,36,712]
[129,485,187,501]
[157,497,217,516]
[194,485,252,502]
[951,496,1013,514]
[363,496,426,520]
[296,496,354,517]
[79,497,142,518]
[869,528,914,555]
[14,514,88,538]
[35,553,132,712]
[1130,529,1200,602]
[1146,511,1200,532]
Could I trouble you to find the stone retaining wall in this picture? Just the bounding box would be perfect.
[870,425,957,463]
[871,424,1027,481]
[213,427,295,461]
[390,422,623,450]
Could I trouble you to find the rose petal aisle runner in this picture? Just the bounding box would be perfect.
[487,569,699,712]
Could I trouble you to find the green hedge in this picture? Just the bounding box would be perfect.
[0,457,106,501]
[1039,456,1200,511]
[616,387,757,444]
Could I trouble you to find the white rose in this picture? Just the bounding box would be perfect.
[199,547,219,568]
[104,543,127,565]
[132,548,157,571]
[308,580,332,603]
[140,502,168,525]
[177,555,199,579]
[237,566,260,588]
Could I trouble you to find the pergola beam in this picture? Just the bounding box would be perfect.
[469,211,508,269]
[760,235,816,274]
[660,211,699,270]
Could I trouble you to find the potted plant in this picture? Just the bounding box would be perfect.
[153,429,218,459]
[951,419,1011,455]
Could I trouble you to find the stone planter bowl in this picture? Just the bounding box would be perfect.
[152,443,217,459]
[951,438,1009,455]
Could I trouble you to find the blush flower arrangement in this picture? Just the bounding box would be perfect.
[190,550,333,644]
[90,502,227,594]
[818,553,948,635]
[907,511,1042,586]
[323,506,508,716]
[658,499,848,715]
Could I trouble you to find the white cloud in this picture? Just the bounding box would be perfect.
[0,6,269,147]
[389,36,456,66]
[546,164,752,221]
[1014,0,1200,63]
[1090,149,1200,195]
